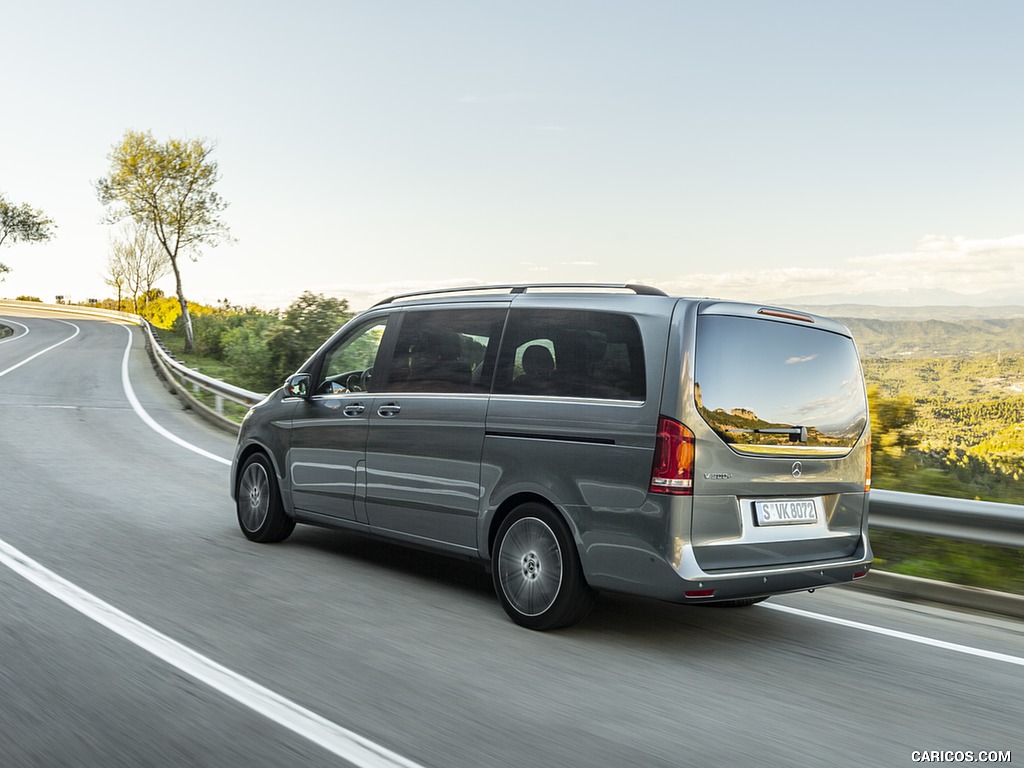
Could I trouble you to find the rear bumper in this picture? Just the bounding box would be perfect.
[583,533,873,603]
[673,536,873,602]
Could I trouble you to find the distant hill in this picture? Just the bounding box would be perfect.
[778,286,1024,308]
[837,316,1024,357]
[791,304,1024,321]
[765,304,1024,357]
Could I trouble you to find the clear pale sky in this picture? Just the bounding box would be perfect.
[3,1,1023,310]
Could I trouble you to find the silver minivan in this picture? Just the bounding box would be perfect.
[231,284,872,629]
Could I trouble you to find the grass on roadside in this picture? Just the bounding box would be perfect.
[871,530,1024,595]
[158,333,241,383]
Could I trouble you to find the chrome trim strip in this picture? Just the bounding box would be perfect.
[489,394,646,407]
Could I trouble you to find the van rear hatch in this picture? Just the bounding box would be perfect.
[689,303,869,570]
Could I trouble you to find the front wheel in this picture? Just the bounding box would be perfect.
[492,503,594,630]
[236,453,295,543]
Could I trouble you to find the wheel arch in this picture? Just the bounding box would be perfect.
[486,491,576,561]
[234,441,287,499]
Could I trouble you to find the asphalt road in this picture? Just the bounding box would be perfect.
[1,307,1022,768]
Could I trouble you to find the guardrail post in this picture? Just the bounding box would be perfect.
[215,394,224,415]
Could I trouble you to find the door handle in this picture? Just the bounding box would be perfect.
[377,402,402,417]
[343,403,365,417]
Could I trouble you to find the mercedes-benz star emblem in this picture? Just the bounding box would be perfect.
[792,461,803,478]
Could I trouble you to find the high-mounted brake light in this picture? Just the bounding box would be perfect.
[757,308,814,323]
[650,416,695,495]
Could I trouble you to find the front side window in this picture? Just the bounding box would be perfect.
[317,318,389,395]
[385,308,506,393]
[494,309,646,401]
[694,315,867,456]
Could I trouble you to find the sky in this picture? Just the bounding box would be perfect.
[2,1,1024,311]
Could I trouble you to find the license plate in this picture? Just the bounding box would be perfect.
[754,499,820,526]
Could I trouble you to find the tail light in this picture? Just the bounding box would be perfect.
[650,416,694,495]
[865,436,872,492]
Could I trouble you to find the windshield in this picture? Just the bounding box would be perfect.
[694,315,867,456]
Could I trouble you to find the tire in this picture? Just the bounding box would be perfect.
[492,502,594,630]
[236,453,295,543]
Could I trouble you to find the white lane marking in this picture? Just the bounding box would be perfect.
[0,537,426,768]
[0,319,79,377]
[764,603,1024,667]
[118,324,231,466]
[7,404,119,410]
[0,318,30,344]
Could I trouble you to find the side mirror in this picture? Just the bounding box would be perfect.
[285,373,312,399]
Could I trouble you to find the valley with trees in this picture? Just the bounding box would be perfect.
[834,313,1024,505]
[838,311,1024,591]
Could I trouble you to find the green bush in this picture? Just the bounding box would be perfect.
[221,314,282,393]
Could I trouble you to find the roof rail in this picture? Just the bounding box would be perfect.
[374,282,668,306]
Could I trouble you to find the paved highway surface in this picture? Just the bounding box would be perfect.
[1,308,1021,768]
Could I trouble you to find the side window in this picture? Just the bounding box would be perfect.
[386,308,506,393]
[317,318,389,395]
[495,309,646,401]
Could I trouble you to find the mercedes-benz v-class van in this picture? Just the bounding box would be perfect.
[231,284,872,629]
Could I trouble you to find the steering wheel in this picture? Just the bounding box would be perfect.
[341,368,372,393]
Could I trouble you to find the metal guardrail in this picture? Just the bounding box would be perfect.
[868,488,1024,549]
[141,320,265,418]
[2,300,1022,548]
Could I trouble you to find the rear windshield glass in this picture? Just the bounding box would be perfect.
[694,315,867,456]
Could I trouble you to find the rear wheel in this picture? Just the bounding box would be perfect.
[492,502,594,630]
[236,453,295,543]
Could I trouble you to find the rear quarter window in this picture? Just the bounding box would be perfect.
[494,309,646,401]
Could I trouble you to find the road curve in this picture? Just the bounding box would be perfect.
[1,307,1022,768]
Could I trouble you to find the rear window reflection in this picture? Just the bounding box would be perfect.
[694,315,867,456]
